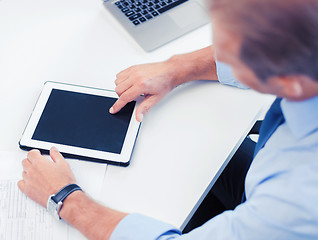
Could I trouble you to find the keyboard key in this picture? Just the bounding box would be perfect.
[146,2,154,6]
[125,10,135,16]
[141,4,147,9]
[158,0,188,13]
[136,2,142,6]
[132,19,140,25]
[160,2,166,6]
[139,17,147,22]
[129,13,142,20]
[135,7,142,11]
[154,4,161,9]
[148,7,155,11]
[115,1,121,5]
[152,10,159,16]
[117,5,124,9]
[142,10,148,15]
[145,14,153,19]
[121,7,130,12]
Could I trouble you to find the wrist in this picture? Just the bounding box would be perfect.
[58,190,85,220]
[47,183,82,220]
[166,46,218,87]
[166,54,193,88]
[59,191,102,238]
[59,190,127,240]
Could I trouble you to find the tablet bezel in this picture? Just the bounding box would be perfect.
[19,81,142,166]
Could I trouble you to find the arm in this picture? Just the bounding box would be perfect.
[18,148,126,240]
[18,148,315,240]
[59,191,126,240]
[110,46,218,122]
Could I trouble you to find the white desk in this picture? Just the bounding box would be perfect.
[0,0,274,235]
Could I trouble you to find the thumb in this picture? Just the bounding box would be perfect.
[136,96,160,122]
[50,147,65,163]
[17,180,25,192]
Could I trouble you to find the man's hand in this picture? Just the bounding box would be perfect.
[18,148,126,240]
[18,147,76,208]
[109,46,218,122]
[110,60,179,122]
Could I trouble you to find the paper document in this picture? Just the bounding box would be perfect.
[0,179,68,240]
[0,151,68,240]
[0,150,107,240]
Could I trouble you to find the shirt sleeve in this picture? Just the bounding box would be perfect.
[110,159,318,240]
[216,61,249,89]
[110,213,182,240]
[110,193,316,240]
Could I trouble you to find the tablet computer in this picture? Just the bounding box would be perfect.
[19,82,142,166]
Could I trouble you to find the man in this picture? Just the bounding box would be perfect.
[18,0,318,239]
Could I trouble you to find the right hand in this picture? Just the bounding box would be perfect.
[109,60,178,122]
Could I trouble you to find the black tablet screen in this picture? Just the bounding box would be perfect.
[32,89,136,154]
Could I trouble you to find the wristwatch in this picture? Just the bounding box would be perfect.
[47,184,82,220]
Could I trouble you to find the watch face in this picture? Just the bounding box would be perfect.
[56,201,63,219]
[47,197,56,213]
[47,195,62,220]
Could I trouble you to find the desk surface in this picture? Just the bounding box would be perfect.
[0,0,273,233]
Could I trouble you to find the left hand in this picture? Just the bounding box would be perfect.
[18,147,76,208]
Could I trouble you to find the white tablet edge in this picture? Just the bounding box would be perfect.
[19,81,142,165]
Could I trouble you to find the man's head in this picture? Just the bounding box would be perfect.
[210,0,318,100]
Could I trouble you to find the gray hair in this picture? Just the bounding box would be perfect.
[209,0,318,82]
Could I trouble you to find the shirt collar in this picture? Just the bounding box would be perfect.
[281,95,318,140]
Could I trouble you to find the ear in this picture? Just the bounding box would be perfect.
[268,75,304,100]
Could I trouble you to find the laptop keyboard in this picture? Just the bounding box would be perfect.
[114,0,188,26]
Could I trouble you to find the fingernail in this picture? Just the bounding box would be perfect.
[51,146,58,151]
[138,113,143,122]
[109,107,114,114]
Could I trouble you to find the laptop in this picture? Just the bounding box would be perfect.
[103,0,210,51]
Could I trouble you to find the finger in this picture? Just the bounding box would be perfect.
[50,147,65,163]
[136,95,161,122]
[22,170,28,179]
[114,75,129,86]
[110,87,142,114]
[22,158,31,171]
[115,68,132,85]
[27,149,42,164]
[115,80,134,97]
[17,180,25,192]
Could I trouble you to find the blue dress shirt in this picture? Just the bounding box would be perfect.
[110,62,318,240]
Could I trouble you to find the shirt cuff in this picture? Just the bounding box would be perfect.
[216,61,249,89]
[110,213,182,240]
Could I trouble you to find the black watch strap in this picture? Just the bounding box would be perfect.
[52,184,82,204]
